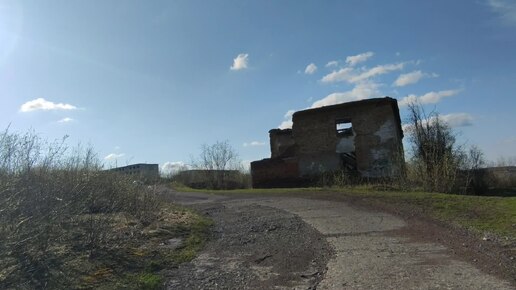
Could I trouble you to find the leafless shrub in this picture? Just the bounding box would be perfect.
[0,128,161,288]
[459,145,486,194]
[490,156,516,167]
[190,140,246,189]
[404,103,486,194]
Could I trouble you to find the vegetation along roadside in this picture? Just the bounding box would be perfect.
[0,129,212,289]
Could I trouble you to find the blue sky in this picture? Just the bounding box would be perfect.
[1,0,515,173]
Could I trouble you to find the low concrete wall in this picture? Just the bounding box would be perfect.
[251,157,311,188]
[174,170,246,189]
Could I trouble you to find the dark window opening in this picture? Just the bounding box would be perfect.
[336,119,353,136]
[340,152,357,171]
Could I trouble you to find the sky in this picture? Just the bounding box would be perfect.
[1,0,516,174]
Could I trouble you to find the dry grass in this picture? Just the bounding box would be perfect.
[0,129,211,289]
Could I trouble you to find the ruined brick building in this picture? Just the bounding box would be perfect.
[251,97,404,188]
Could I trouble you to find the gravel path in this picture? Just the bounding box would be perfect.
[164,190,515,289]
[165,194,333,289]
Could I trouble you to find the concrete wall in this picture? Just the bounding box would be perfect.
[174,170,245,189]
[109,163,159,182]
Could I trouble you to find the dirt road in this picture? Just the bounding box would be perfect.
[164,190,515,289]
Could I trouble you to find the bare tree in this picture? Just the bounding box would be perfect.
[199,141,238,171]
[193,140,241,189]
[461,145,487,194]
[492,156,516,167]
[406,102,464,193]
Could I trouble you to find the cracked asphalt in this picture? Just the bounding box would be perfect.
[164,190,515,289]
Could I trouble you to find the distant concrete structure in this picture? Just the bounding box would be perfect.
[251,97,405,188]
[174,169,246,189]
[109,163,159,182]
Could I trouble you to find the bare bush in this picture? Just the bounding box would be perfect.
[490,156,516,167]
[0,128,161,288]
[190,140,244,189]
[405,103,485,194]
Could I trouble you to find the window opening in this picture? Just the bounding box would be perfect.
[336,119,353,136]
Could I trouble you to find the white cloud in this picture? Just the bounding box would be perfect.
[394,70,423,87]
[399,95,418,106]
[398,89,461,106]
[321,63,405,84]
[104,153,125,161]
[240,160,251,172]
[57,117,74,123]
[20,98,77,112]
[325,60,338,67]
[321,67,354,83]
[346,51,374,66]
[230,53,249,70]
[419,89,459,103]
[278,120,293,129]
[284,110,295,119]
[394,70,438,87]
[161,161,188,175]
[243,141,266,147]
[401,123,412,133]
[304,63,317,74]
[311,81,381,108]
[350,63,405,83]
[402,112,474,133]
[440,113,474,127]
[278,109,297,129]
[487,0,516,26]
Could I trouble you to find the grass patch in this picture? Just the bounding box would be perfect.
[1,195,212,289]
[136,273,163,290]
[340,188,516,239]
[169,208,213,264]
[72,204,211,289]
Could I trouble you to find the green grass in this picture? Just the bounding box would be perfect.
[136,273,163,290]
[174,184,516,240]
[170,211,213,264]
[341,188,516,239]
